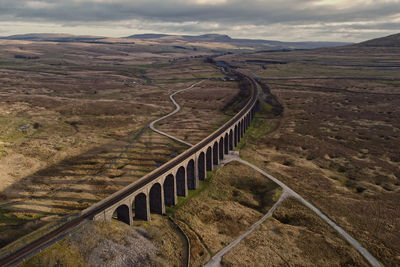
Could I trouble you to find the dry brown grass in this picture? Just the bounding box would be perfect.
[222,47,400,266]
[157,80,240,144]
[0,129,187,248]
[0,39,241,250]
[222,198,368,266]
[21,215,186,267]
[173,162,281,266]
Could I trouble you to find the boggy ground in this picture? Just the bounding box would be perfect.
[220,47,400,265]
[0,130,187,250]
[0,40,241,250]
[21,215,186,267]
[221,198,368,266]
[156,80,242,144]
[169,159,367,266]
[156,67,252,145]
[17,154,371,267]
[170,162,282,266]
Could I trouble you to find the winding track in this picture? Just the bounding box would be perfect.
[149,80,205,147]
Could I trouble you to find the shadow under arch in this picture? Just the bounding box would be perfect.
[213,142,218,165]
[112,204,130,225]
[187,159,195,190]
[176,166,186,196]
[163,174,175,206]
[134,193,147,220]
[150,183,162,214]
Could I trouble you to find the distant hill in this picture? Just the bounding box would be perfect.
[126,33,350,50]
[127,33,233,43]
[357,33,400,47]
[0,33,107,43]
[0,32,351,51]
[126,33,170,39]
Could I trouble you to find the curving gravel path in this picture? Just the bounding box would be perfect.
[149,80,205,147]
[205,187,290,267]
[206,153,382,267]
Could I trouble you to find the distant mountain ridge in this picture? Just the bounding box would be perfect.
[0,33,104,42]
[0,32,352,50]
[126,34,170,39]
[126,33,350,49]
[126,33,234,42]
[357,33,400,47]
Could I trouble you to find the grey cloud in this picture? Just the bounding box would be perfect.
[0,0,399,41]
[0,0,397,24]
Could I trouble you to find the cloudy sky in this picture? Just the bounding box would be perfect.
[0,0,399,42]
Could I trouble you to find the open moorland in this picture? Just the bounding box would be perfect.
[156,79,246,145]
[25,154,368,266]
[222,198,367,266]
[1,33,399,266]
[219,45,400,265]
[0,39,243,250]
[22,215,187,267]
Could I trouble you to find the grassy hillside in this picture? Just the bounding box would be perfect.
[357,33,400,47]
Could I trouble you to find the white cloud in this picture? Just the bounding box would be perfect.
[193,0,227,5]
[24,1,55,9]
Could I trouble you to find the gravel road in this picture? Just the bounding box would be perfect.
[149,80,205,147]
[203,153,382,267]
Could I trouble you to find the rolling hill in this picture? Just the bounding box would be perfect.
[0,33,351,51]
[126,33,351,50]
[357,33,400,47]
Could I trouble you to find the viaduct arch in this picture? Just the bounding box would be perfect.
[176,166,186,197]
[224,133,229,154]
[150,183,162,214]
[198,152,205,181]
[213,142,218,166]
[187,160,196,190]
[206,146,212,171]
[134,193,147,220]
[112,204,130,225]
[219,138,224,160]
[163,174,175,206]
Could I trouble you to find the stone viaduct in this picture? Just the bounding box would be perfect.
[89,73,259,225]
[0,72,260,267]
